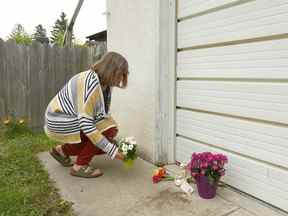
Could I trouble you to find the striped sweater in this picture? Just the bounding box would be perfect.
[44,70,118,159]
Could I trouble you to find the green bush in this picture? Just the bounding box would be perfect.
[9,24,33,45]
[12,33,33,45]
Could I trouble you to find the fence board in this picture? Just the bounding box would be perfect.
[39,44,50,125]
[29,42,41,129]
[5,40,18,117]
[0,39,5,117]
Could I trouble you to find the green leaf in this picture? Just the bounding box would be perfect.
[207,173,215,186]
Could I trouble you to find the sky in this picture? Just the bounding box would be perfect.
[0,0,106,42]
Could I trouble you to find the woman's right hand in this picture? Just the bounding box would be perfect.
[115,151,124,160]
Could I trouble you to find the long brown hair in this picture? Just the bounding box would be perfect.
[91,52,129,88]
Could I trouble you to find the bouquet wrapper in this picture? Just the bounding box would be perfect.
[123,159,134,169]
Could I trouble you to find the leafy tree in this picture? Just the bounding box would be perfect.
[54,31,65,46]
[33,24,49,44]
[9,24,32,45]
[50,12,69,45]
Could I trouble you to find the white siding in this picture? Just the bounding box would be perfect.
[177,81,288,124]
[178,0,288,48]
[177,39,288,79]
[177,109,288,168]
[176,0,288,211]
[178,0,242,19]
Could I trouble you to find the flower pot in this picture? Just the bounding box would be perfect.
[196,176,217,199]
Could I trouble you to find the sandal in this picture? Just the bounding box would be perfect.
[70,166,103,178]
[49,147,73,167]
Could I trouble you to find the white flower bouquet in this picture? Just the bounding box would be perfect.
[117,137,137,168]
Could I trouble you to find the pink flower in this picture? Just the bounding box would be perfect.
[191,172,197,177]
[207,155,213,161]
[223,156,228,163]
[201,162,208,168]
[220,171,225,176]
[219,162,225,169]
[189,152,227,179]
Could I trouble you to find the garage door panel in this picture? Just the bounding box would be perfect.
[177,39,288,79]
[178,1,288,48]
[177,109,288,168]
[177,81,288,124]
[178,0,241,19]
[176,137,288,211]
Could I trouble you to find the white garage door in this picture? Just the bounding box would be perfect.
[176,0,288,211]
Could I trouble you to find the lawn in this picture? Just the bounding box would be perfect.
[0,125,74,216]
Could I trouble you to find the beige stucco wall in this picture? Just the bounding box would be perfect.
[106,0,159,162]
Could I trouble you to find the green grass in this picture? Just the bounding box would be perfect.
[0,127,75,216]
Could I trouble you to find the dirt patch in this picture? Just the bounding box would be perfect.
[123,188,237,216]
[144,189,191,208]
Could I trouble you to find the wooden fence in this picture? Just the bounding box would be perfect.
[0,39,106,130]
